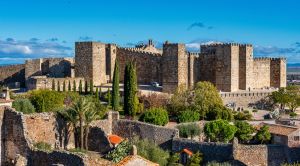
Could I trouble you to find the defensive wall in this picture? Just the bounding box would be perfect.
[0,64,25,88]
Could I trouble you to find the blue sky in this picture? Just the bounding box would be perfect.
[0,0,300,65]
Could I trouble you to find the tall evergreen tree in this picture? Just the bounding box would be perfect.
[95,87,99,100]
[124,62,139,116]
[52,80,55,91]
[84,81,88,94]
[73,80,76,92]
[107,88,111,107]
[68,81,71,91]
[79,80,83,94]
[89,80,94,94]
[57,81,61,92]
[63,81,66,91]
[99,86,102,99]
[112,58,120,111]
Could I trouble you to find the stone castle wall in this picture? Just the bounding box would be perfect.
[26,77,84,91]
[0,64,25,88]
[253,58,271,88]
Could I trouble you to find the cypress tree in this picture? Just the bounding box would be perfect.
[63,81,66,91]
[52,79,55,91]
[68,80,71,91]
[99,86,102,99]
[112,58,120,111]
[95,87,99,100]
[57,81,61,92]
[73,80,76,92]
[84,81,88,94]
[107,88,111,107]
[79,80,83,94]
[89,80,94,94]
[124,62,139,116]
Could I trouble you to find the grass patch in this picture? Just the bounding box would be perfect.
[34,142,52,152]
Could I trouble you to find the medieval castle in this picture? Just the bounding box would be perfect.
[0,39,286,93]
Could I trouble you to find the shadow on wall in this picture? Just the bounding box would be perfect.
[88,127,112,154]
[2,68,25,88]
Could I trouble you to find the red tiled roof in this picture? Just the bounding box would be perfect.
[108,134,123,145]
[182,148,193,156]
[257,123,299,136]
[117,155,159,166]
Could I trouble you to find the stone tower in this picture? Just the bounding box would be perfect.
[106,44,117,82]
[270,58,287,88]
[75,42,107,86]
[239,44,253,90]
[162,42,188,93]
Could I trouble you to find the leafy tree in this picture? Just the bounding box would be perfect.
[89,80,93,94]
[63,81,66,92]
[57,81,61,92]
[167,153,182,166]
[84,80,88,94]
[233,112,252,120]
[106,140,132,163]
[68,81,71,91]
[178,110,200,123]
[12,98,36,114]
[255,125,271,144]
[79,80,83,94]
[234,121,255,143]
[204,119,237,143]
[206,105,233,121]
[177,123,201,139]
[124,62,139,116]
[140,107,169,126]
[29,90,65,112]
[187,151,203,166]
[168,84,192,116]
[112,58,120,111]
[73,80,76,92]
[52,80,55,91]
[132,138,170,166]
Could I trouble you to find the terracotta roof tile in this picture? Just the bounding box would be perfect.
[117,155,159,166]
[108,134,123,145]
[257,123,299,136]
[182,148,193,156]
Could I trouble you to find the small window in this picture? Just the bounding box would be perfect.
[294,136,300,141]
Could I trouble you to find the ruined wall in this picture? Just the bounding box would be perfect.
[253,58,271,88]
[0,64,25,87]
[75,42,107,86]
[271,58,287,88]
[113,119,179,149]
[172,138,233,162]
[117,47,162,84]
[26,77,84,91]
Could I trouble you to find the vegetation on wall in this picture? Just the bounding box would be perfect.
[12,98,36,114]
[177,123,201,139]
[140,107,169,126]
[29,89,65,112]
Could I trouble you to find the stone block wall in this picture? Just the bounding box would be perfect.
[271,58,287,88]
[253,58,271,88]
[239,45,253,90]
[0,64,25,88]
[27,77,85,91]
[117,47,162,84]
[106,44,117,82]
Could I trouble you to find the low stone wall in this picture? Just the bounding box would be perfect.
[113,119,179,149]
[172,138,233,162]
[233,143,268,166]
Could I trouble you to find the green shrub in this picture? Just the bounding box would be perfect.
[29,90,65,112]
[140,107,169,126]
[34,142,52,152]
[106,140,131,163]
[252,109,258,113]
[187,151,203,166]
[69,148,87,154]
[132,138,170,166]
[255,125,271,144]
[234,121,255,143]
[234,112,252,120]
[290,112,297,118]
[204,119,237,143]
[12,98,36,114]
[206,161,232,166]
[178,110,200,123]
[177,123,201,139]
[206,105,233,121]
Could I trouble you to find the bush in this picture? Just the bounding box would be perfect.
[132,138,170,166]
[106,140,131,163]
[234,112,252,120]
[206,161,232,166]
[234,121,255,143]
[69,148,87,154]
[204,119,237,143]
[12,98,36,114]
[63,91,80,106]
[187,151,203,166]
[252,109,258,113]
[255,125,271,144]
[34,142,52,152]
[178,110,200,123]
[177,123,201,139]
[206,105,233,121]
[29,90,65,112]
[290,112,297,118]
[140,107,169,126]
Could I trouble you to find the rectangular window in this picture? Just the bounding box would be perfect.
[294,136,300,141]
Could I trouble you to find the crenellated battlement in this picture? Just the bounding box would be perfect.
[117,47,162,56]
[188,52,201,56]
[254,57,286,61]
[201,43,253,47]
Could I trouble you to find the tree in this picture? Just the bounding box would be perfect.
[12,98,36,114]
[187,151,203,166]
[204,119,237,143]
[112,58,120,111]
[167,153,181,166]
[234,121,255,143]
[177,123,201,139]
[233,112,252,120]
[99,86,102,99]
[123,62,139,116]
[140,107,169,126]
[68,81,71,91]
[89,80,93,94]
[255,125,271,144]
[73,80,76,92]
[29,90,65,112]
[63,81,66,92]
[57,81,61,92]
[95,87,99,100]
[168,84,193,116]
[270,87,292,111]
[106,140,132,163]
[107,88,111,106]
[206,105,233,121]
[79,80,83,94]
[178,110,200,123]
[52,80,55,91]
[84,81,88,94]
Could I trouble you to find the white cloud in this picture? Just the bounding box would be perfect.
[0,44,32,54]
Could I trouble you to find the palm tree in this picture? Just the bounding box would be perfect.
[84,105,99,150]
[70,97,92,149]
[59,108,79,148]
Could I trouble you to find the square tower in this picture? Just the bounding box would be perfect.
[75,42,107,86]
[239,44,253,90]
[162,42,188,93]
